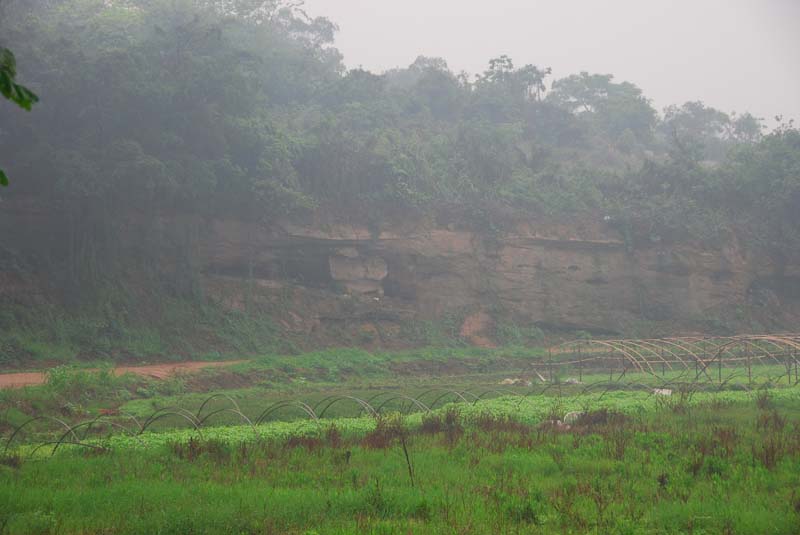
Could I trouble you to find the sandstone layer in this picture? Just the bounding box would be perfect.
[1,201,798,347]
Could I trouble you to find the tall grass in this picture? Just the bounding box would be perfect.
[1,397,798,534]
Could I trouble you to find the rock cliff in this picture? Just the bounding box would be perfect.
[193,211,800,345]
[2,200,798,348]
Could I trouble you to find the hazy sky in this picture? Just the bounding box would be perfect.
[303,0,800,124]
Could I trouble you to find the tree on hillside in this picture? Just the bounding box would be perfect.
[661,101,730,159]
[0,0,796,288]
[720,120,800,256]
[727,112,763,144]
[548,72,656,141]
[661,102,764,160]
[476,55,551,101]
[384,56,463,120]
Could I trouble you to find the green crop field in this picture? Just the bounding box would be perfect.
[1,349,800,535]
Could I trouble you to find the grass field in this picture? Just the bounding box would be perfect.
[1,349,799,534]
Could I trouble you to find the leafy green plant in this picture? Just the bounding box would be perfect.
[0,46,39,187]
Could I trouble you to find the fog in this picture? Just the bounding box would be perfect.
[304,0,800,123]
[1,0,799,367]
[1,3,800,523]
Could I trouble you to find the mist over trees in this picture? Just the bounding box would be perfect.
[0,0,798,293]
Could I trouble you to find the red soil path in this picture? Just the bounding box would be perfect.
[0,360,246,389]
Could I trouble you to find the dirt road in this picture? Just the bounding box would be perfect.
[0,360,246,389]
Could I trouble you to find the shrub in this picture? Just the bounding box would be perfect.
[362,414,407,450]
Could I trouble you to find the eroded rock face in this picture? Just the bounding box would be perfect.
[1,199,798,346]
[329,248,388,296]
[173,213,800,340]
[460,311,495,348]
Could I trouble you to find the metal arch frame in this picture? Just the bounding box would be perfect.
[470,389,523,404]
[719,337,789,364]
[625,339,683,371]
[316,396,377,419]
[715,335,800,383]
[527,382,561,397]
[740,334,800,360]
[139,407,201,435]
[195,393,244,421]
[6,333,800,459]
[545,340,600,371]
[139,411,203,437]
[118,411,144,434]
[547,334,800,381]
[28,440,108,459]
[640,338,704,370]
[603,340,653,375]
[197,408,256,431]
[52,420,144,455]
[549,339,649,374]
[254,400,319,425]
[712,338,785,378]
[79,414,143,442]
[373,395,430,415]
[363,392,398,407]
[421,390,475,410]
[659,337,721,379]
[4,416,78,455]
[606,339,673,373]
[552,338,696,375]
[714,371,751,392]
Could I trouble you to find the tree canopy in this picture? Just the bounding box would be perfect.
[0,0,797,279]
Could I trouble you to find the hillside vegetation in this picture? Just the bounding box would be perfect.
[0,0,799,362]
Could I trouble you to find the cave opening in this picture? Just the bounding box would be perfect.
[275,247,335,289]
[381,254,417,300]
[204,246,335,290]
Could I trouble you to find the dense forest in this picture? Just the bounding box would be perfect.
[1,0,799,360]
